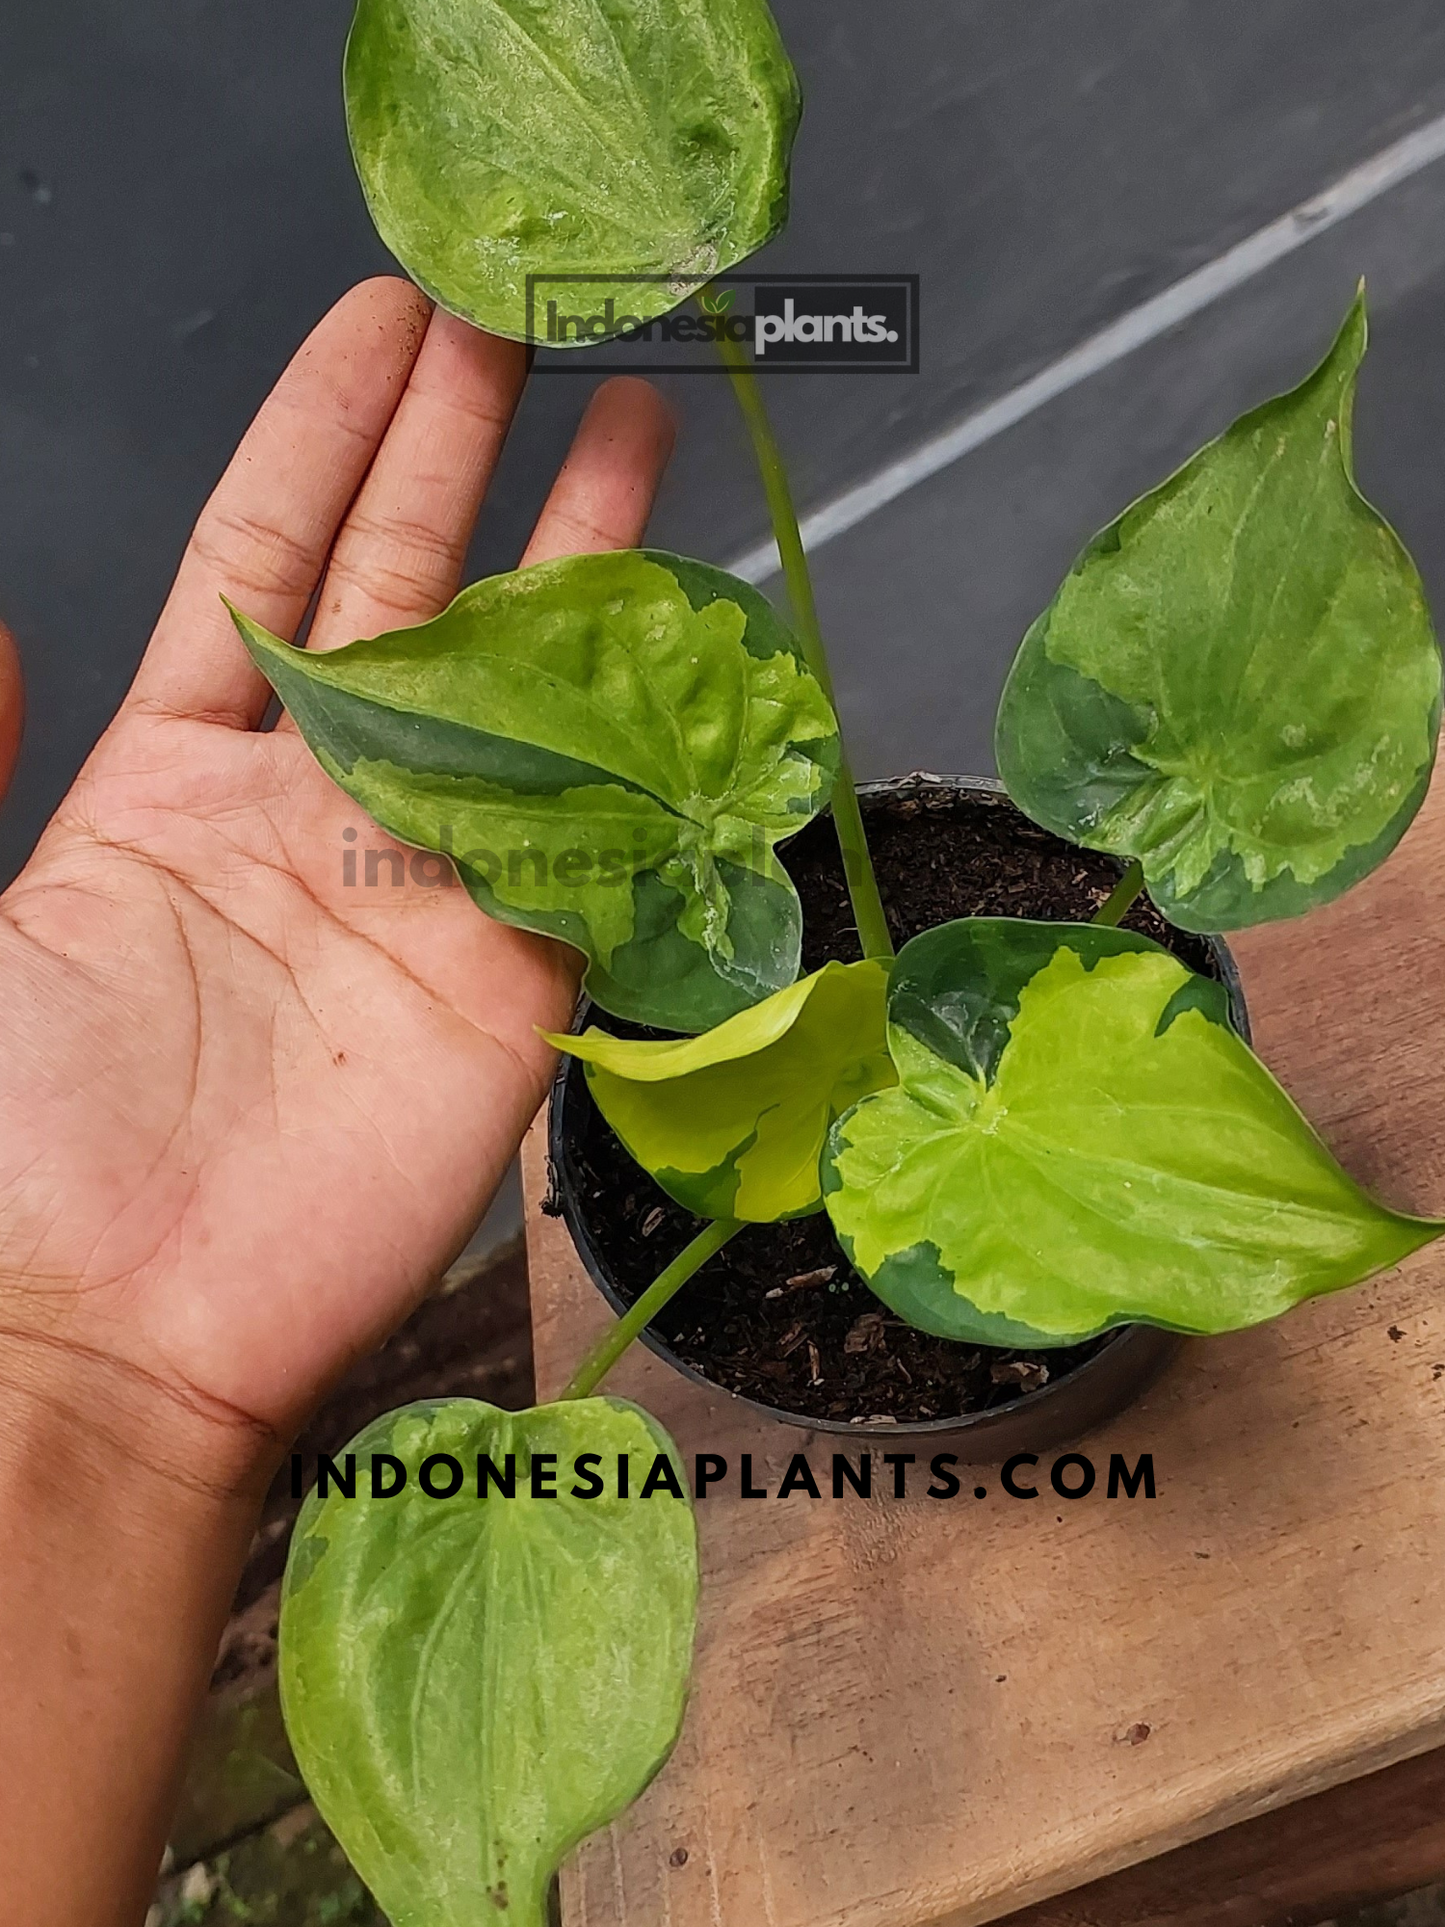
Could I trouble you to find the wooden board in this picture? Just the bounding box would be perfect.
[523,767,1445,1927]
[999,1741,1445,1927]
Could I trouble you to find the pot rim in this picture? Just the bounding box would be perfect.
[546,770,1248,1441]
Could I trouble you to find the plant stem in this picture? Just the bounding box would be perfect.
[713,326,894,961]
[560,1218,743,1401]
[1092,859,1145,927]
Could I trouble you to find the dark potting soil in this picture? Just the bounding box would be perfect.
[559,781,1221,1427]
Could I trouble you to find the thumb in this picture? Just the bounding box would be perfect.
[0,620,23,804]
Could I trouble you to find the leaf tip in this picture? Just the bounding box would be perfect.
[222,596,285,661]
[1325,281,1369,381]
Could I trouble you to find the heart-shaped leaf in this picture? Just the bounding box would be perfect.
[824,919,1437,1345]
[344,0,800,342]
[232,550,838,1032]
[280,1397,698,1927]
[549,958,894,1222]
[995,291,1442,931]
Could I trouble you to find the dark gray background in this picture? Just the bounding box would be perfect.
[6,1,1445,880]
[8,1,1445,1252]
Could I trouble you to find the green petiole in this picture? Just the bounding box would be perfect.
[1092,859,1146,928]
[560,1217,744,1400]
[711,310,894,963]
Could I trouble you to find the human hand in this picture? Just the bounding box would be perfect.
[1,279,677,1923]
[0,278,675,1460]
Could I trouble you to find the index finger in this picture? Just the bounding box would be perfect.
[126,277,432,730]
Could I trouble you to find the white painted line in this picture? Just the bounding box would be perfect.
[727,109,1445,583]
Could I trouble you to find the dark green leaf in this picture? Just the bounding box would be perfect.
[824,920,1438,1344]
[884,915,1233,1087]
[345,0,799,342]
[280,1398,698,1927]
[996,291,1442,930]
[231,550,838,1031]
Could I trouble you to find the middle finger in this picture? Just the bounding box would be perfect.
[306,307,527,653]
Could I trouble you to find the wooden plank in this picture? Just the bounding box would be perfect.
[524,764,1445,1927]
[997,1740,1445,1927]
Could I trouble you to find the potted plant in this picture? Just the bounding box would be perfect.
[243,0,1444,1921]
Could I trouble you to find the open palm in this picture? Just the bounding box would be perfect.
[0,279,675,1443]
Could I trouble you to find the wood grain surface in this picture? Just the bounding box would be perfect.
[523,767,1445,1927]
[996,1740,1445,1927]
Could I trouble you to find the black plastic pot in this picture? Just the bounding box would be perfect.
[548,774,1250,1461]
